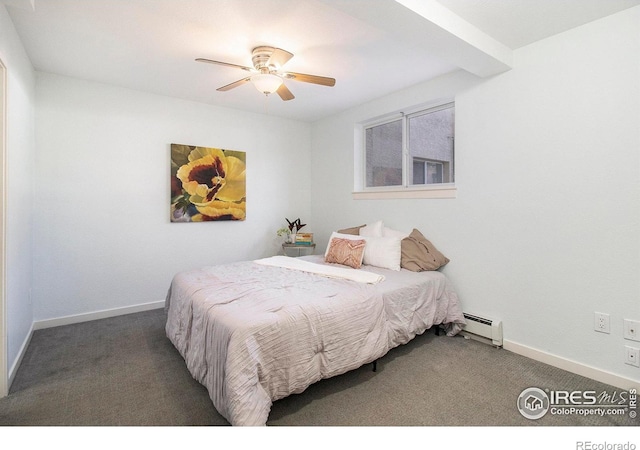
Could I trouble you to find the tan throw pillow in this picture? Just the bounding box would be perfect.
[337,225,365,235]
[401,229,450,271]
[325,238,366,269]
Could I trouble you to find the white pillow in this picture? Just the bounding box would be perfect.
[359,220,384,237]
[362,236,402,271]
[383,226,410,239]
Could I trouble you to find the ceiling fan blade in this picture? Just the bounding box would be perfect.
[283,72,336,87]
[217,77,251,91]
[276,83,295,101]
[267,48,294,69]
[196,58,254,72]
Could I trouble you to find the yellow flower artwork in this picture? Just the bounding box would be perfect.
[171,144,246,222]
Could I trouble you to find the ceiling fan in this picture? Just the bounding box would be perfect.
[196,46,336,101]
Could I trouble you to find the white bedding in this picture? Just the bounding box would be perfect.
[254,255,385,284]
[165,255,466,426]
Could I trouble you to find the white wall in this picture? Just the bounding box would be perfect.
[0,5,35,383]
[33,73,311,321]
[311,7,640,384]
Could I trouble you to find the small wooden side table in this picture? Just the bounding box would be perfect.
[282,243,316,257]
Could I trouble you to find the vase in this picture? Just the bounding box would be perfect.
[288,233,296,244]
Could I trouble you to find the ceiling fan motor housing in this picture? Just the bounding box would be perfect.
[252,46,277,73]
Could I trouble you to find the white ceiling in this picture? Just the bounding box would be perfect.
[4,0,639,122]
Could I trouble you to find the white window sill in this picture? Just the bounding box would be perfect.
[352,186,457,200]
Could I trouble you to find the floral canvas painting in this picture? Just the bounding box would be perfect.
[171,144,246,222]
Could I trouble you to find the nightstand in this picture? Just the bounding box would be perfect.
[282,243,316,257]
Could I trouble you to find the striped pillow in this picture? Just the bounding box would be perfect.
[324,238,366,269]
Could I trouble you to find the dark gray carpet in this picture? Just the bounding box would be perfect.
[0,308,636,427]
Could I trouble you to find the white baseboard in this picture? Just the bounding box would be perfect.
[504,339,640,390]
[8,322,34,390]
[33,300,165,330]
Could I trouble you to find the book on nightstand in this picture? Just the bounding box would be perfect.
[295,233,314,245]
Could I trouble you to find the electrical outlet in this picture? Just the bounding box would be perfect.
[625,346,640,368]
[624,319,640,342]
[594,312,610,334]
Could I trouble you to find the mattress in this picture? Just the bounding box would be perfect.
[165,254,465,425]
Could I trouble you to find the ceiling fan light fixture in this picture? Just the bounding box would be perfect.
[251,73,283,95]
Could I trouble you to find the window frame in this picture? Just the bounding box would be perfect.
[354,100,456,200]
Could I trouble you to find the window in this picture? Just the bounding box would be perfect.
[407,104,455,185]
[357,102,455,199]
[365,119,403,187]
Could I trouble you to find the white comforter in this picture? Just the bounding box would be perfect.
[254,255,385,283]
[165,255,465,426]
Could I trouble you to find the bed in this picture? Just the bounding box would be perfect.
[165,226,466,425]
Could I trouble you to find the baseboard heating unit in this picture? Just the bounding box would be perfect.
[460,313,503,348]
